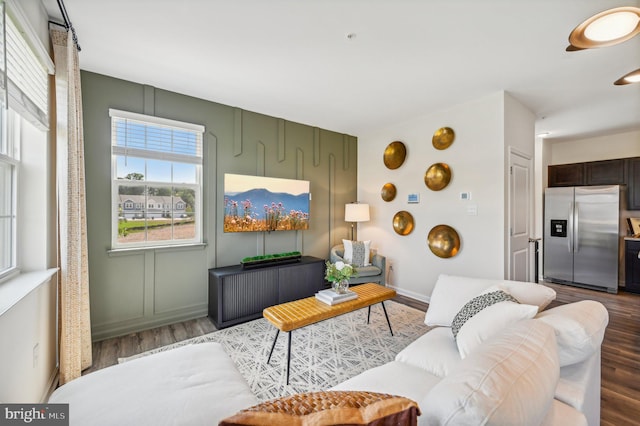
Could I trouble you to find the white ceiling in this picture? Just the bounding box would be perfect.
[42,0,640,141]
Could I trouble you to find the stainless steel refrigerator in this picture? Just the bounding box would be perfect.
[543,185,622,293]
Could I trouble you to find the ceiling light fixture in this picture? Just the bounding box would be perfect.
[568,6,640,49]
[614,68,640,85]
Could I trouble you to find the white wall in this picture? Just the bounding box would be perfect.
[546,129,640,165]
[0,273,57,402]
[357,91,524,301]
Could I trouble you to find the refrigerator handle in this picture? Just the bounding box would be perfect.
[568,205,574,253]
[574,202,579,253]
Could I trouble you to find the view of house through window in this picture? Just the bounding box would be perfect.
[110,109,204,248]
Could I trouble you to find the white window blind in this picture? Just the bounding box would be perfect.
[0,2,51,131]
[110,109,204,165]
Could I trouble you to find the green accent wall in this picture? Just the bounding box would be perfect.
[81,71,357,340]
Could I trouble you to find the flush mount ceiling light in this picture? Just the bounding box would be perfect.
[614,67,640,85]
[568,6,640,49]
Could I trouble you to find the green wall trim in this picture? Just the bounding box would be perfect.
[278,119,285,162]
[314,127,320,166]
[343,134,349,171]
[234,108,242,156]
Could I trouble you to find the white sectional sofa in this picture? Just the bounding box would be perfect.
[48,342,259,426]
[332,274,609,426]
[50,274,608,425]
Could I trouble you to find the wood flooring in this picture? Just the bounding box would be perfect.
[86,285,640,425]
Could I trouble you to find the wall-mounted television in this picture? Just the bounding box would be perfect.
[224,173,310,232]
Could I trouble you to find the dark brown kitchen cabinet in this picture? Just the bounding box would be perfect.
[628,158,640,210]
[548,163,585,187]
[585,159,626,186]
[625,240,640,294]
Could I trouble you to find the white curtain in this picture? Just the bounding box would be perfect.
[51,28,92,384]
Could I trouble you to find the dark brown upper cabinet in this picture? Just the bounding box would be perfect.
[548,163,585,187]
[585,159,626,185]
[628,158,640,210]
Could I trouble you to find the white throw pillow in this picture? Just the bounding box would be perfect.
[422,320,560,426]
[454,290,539,358]
[424,274,556,327]
[342,239,371,266]
[535,300,609,366]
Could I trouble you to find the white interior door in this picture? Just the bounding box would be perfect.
[509,148,532,282]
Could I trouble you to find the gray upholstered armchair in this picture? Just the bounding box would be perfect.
[329,244,386,285]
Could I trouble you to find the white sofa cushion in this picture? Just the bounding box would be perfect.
[395,327,462,378]
[540,400,588,426]
[535,300,609,366]
[422,320,560,426]
[48,343,258,426]
[425,274,556,327]
[453,292,538,358]
[330,360,441,407]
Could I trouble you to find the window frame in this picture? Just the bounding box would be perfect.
[0,108,19,280]
[109,109,205,250]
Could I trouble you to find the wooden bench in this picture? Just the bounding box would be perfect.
[263,283,396,384]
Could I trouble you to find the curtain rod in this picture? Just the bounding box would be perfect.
[55,0,80,51]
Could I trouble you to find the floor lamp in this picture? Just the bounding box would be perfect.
[345,203,370,240]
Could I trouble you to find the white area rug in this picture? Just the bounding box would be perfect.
[122,301,431,401]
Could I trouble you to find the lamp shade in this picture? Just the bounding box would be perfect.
[345,203,370,222]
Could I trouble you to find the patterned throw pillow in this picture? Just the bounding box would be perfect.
[451,290,520,340]
[342,239,371,267]
[351,241,367,267]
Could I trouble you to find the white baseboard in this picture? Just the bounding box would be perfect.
[386,283,430,304]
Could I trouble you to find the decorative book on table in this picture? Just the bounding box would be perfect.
[315,289,358,305]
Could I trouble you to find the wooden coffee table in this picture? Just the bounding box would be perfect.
[263,283,396,384]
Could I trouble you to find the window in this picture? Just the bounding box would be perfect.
[0,3,51,279]
[0,108,16,276]
[110,109,204,248]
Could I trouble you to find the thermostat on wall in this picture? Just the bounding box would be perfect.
[460,192,471,200]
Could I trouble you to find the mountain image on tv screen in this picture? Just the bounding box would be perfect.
[224,173,310,232]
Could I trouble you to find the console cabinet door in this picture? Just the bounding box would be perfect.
[221,269,279,322]
[278,260,324,303]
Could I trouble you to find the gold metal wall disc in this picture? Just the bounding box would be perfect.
[428,224,460,258]
[424,162,451,191]
[383,141,407,169]
[392,211,414,235]
[381,183,397,202]
[432,127,455,150]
